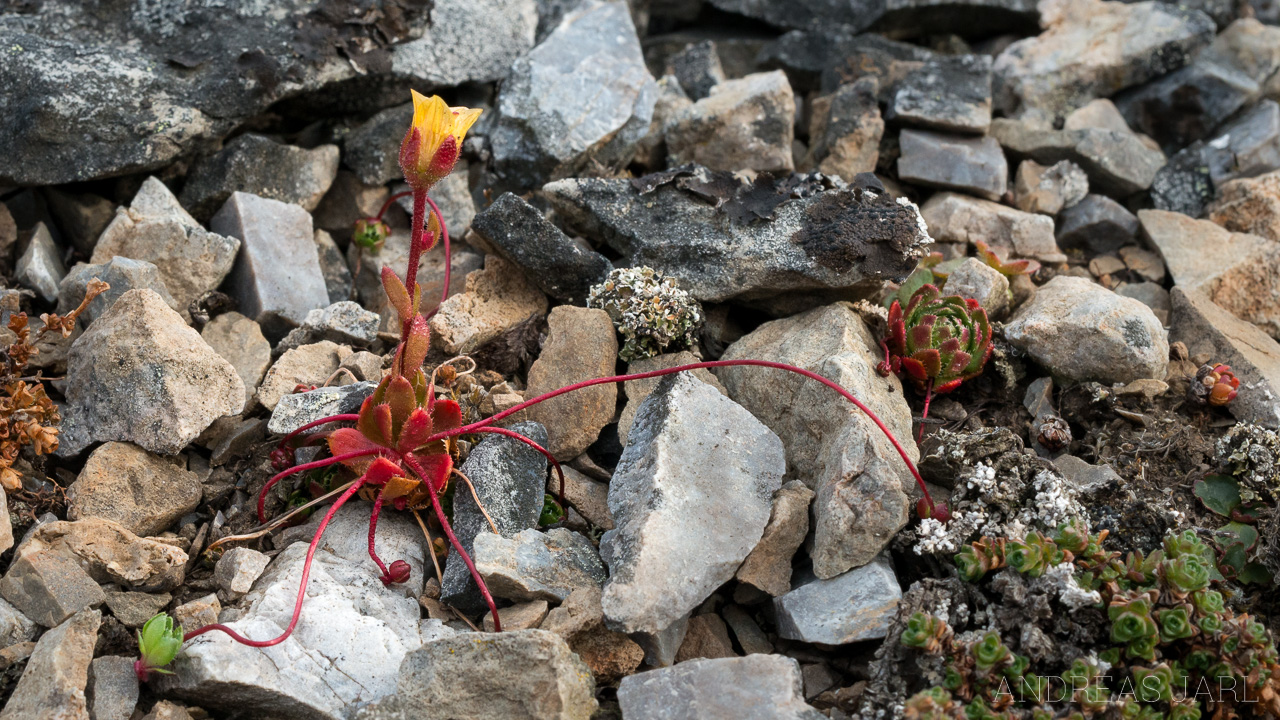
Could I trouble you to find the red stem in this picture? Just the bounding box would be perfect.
[405,190,428,301]
[403,453,502,632]
[421,194,450,322]
[918,379,934,443]
[368,488,390,579]
[470,426,565,505]
[183,475,370,646]
[257,448,386,524]
[375,190,413,221]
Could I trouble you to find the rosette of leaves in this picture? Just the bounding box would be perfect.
[880,284,993,396]
[587,267,704,362]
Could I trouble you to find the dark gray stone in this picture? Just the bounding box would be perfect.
[267,382,377,436]
[1055,194,1140,253]
[897,129,1008,201]
[470,193,612,304]
[180,135,339,222]
[1206,99,1280,185]
[708,0,1037,37]
[668,40,727,100]
[759,30,931,96]
[89,655,140,720]
[389,0,539,88]
[1150,141,1216,217]
[441,422,549,613]
[57,257,180,325]
[313,229,354,305]
[618,655,824,720]
[343,104,414,187]
[886,54,992,134]
[474,528,607,602]
[773,557,900,645]
[14,223,66,304]
[0,549,105,628]
[665,70,796,173]
[990,117,1166,197]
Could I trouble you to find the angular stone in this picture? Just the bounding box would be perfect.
[1056,194,1139,253]
[668,40,726,100]
[22,518,186,593]
[545,175,930,305]
[633,75,694,169]
[313,172,388,245]
[1051,455,1121,492]
[990,117,1166,197]
[1140,209,1280,338]
[313,230,355,305]
[667,70,796,173]
[68,443,201,537]
[14,222,66,304]
[429,255,549,355]
[44,188,114,257]
[0,609,100,720]
[490,0,657,192]
[0,492,11,556]
[102,587,171,628]
[91,178,240,314]
[341,351,384,383]
[58,257,180,326]
[343,104,412,186]
[180,135,339,221]
[142,701,193,720]
[348,227,483,320]
[390,0,539,88]
[718,303,913,578]
[707,0,1036,36]
[1013,159,1088,216]
[1004,276,1169,383]
[470,193,613,305]
[201,312,272,407]
[0,597,37,648]
[735,481,814,597]
[442,422,549,613]
[88,655,140,720]
[887,54,992,134]
[212,192,330,340]
[774,557,900,645]
[944,258,1011,319]
[897,129,1007,201]
[267,382,377,436]
[256,341,353,412]
[617,655,824,720]
[0,548,104,629]
[171,594,220,632]
[296,301,380,347]
[214,547,270,597]
[1063,98,1137,133]
[482,599,548,633]
[549,466,613,530]
[721,605,772,655]
[805,78,883,180]
[60,290,245,456]
[1150,141,1217,217]
[520,306,617,459]
[566,625,646,683]
[1210,169,1280,240]
[922,192,1065,263]
[475,528,606,603]
[1206,100,1280,186]
[1116,282,1171,325]
[993,0,1214,118]
[675,614,736,663]
[618,352,726,446]
[600,374,784,634]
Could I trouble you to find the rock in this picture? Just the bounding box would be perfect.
[88,656,140,720]
[675,614,736,663]
[566,624,646,683]
[313,172,389,245]
[22,518,186,593]
[0,547,104,629]
[213,547,270,598]
[442,422,549,613]
[485,599,549,632]
[734,482,814,597]
[267,382,377,436]
[774,557,900,645]
[256,341,354,412]
[91,178,240,314]
[1170,287,1280,427]
[349,227,483,320]
[313,230,355,305]
[212,192,330,340]
[1209,169,1280,241]
[617,654,824,720]
[1205,100,1280,186]
[171,595,220,631]
[943,257,1011,319]
[470,193,613,305]
[389,0,539,87]
[67,443,201,537]
[158,503,431,720]
[1150,141,1217,217]
[1013,159,1088,215]
[383,630,597,720]
[342,105,414,187]
[142,701,194,720]
[1139,209,1280,338]
[1063,98,1139,133]
[57,257,180,326]
[886,54,992,134]
[668,40,726,100]
[0,493,10,556]
[1118,245,1165,283]
[805,78,883,180]
[60,290,245,456]
[922,192,1065,263]
[896,129,1007,201]
[102,588,171,628]
[180,135,339,221]
[14,223,66,304]
[0,609,100,720]
[544,174,930,305]
[341,352,385,383]
[706,0,1037,36]
[633,75,694,169]
[295,302,380,347]
[618,352,726,446]
[0,205,15,262]
[721,605,772,655]
[475,529,607,603]
[0,598,37,648]
[1116,282,1172,325]
[429,255,549,355]
[1056,194,1139,253]
[520,307,617,459]
[201,312,272,408]
[44,188,114,257]
[989,117,1166,197]
[600,373,784,635]
[1004,276,1169,383]
[549,466,613,530]
[490,0,657,192]
[1051,455,1121,492]
[666,70,796,173]
[718,303,914,578]
[992,0,1215,118]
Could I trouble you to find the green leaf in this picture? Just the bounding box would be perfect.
[1220,521,1259,551]
[539,494,565,526]
[1194,475,1242,517]
[886,267,935,309]
[1237,562,1274,586]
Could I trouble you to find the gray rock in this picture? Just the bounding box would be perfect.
[14,223,66,304]
[618,351,726,446]
[707,0,1037,36]
[668,40,726,100]
[544,174,930,305]
[102,587,171,628]
[201,312,272,408]
[88,656,140,720]
[313,229,354,305]
[989,117,1166,197]
[666,70,796,173]
[924,191,1066,262]
[441,422,549,613]
[474,528,607,602]
[91,178,241,314]
[158,503,432,720]
[734,481,814,597]
[0,609,100,720]
[299,302,380,346]
[171,594,220,632]
[60,290,245,456]
[633,75,694,169]
[390,168,479,240]
[1013,159,1088,216]
[390,0,539,88]
[470,193,612,304]
[44,188,114,257]
[213,547,270,598]
[718,303,915,578]
[343,103,414,186]
[886,54,993,134]
[256,341,354,412]
[1205,99,1280,186]
[617,654,824,720]
[67,442,202,537]
[805,78,884,180]
[1115,282,1171,325]
[1151,141,1217,217]
[58,257,180,326]
[180,135,339,221]
[549,465,613,530]
[896,129,1008,201]
[1056,194,1139,253]
[773,557,900,645]
[600,373,784,635]
[0,597,37,647]
[267,382,377,436]
[939,257,1010,319]
[1004,276,1169,383]
[213,192,330,340]
[490,0,657,192]
[720,605,773,655]
[19,518,186,594]
[0,548,104,628]
[1051,455,1121,492]
[758,30,932,96]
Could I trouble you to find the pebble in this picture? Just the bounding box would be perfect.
[774,556,900,645]
[21,518,187,593]
[922,191,1064,263]
[1013,159,1088,215]
[0,548,105,628]
[668,40,726,100]
[1056,194,1140,253]
[390,0,539,88]
[67,442,202,537]
[1052,455,1123,492]
[721,605,773,655]
[172,594,220,631]
[180,134,340,220]
[474,528,607,603]
[256,341,353,412]
[666,70,797,173]
[520,306,617,459]
[296,301,381,347]
[14,222,66,304]
[617,654,825,720]
[88,655,140,720]
[213,547,271,598]
[201,311,272,407]
[549,466,613,530]
[675,614,737,663]
[887,54,993,134]
[58,256,181,325]
[44,187,114,256]
[735,481,813,597]
[944,257,1011,319]
[896,129,1007,201]
[102,587,171,628]
[267,382,377,436]
[485,599,549,632]
[0,609,100,720]
[428,255,549,355]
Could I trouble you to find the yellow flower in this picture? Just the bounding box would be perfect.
[399,90,482,191]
